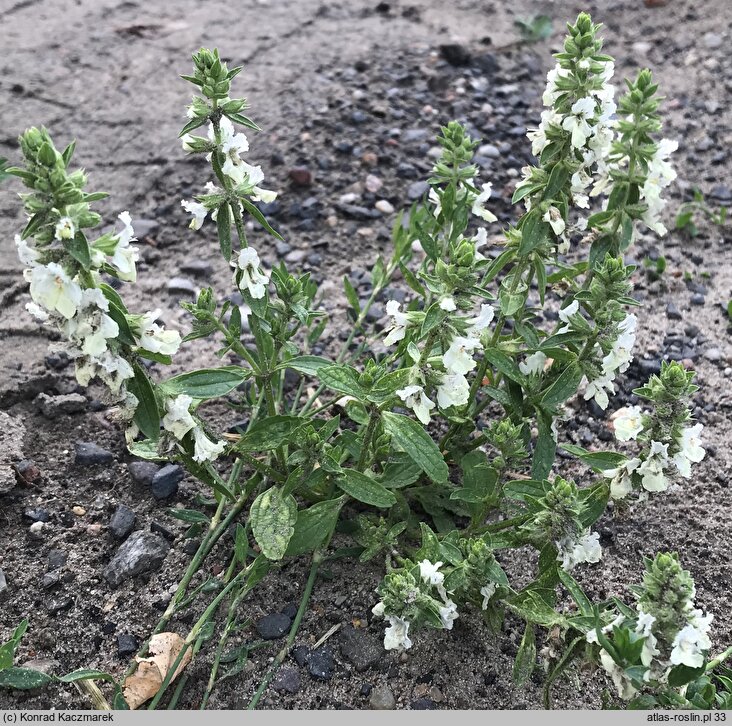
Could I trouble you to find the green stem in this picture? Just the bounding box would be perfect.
[357,409,380,471]
[706,646,732,672]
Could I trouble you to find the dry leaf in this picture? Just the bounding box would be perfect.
[122,632,191,710]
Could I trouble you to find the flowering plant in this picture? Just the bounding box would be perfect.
[6,14,730,710]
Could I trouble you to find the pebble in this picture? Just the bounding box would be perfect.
[411,698,438,710]
[180,259,214,277]
[288,167,313,187]
[36,392,86,418]
[272,666,300,694]
[72,506,86,517]
[24,507,51,523]
[47,549,68,571]
[150,521,175,542]
[0,568,7,600]
[375,199,394,214]
[337,203,381,220]
[29,521,45,536]
[307,647,335,680]
[439,43,471,66]
[704,348,723,362]
[132,219,159,239]
[15,460,42,484]
[339,625,382,672]
[48,596,73,614]
[128,460,159,486]
[117,633,138,657]
[41,572,60,589]
[104,530,170,586]
[407,181,429,199]
[166,277,198,296]
[690,293,705,306]
[255,613,292,640]
[666,302,682,320]
[369,684,396,709]
[365,174,383,193]
[478,143,500,158]
[151,464,183,499]
[109,504,136,540]
[710,184,732,202]
[703,32,723,49]
[292,645,310,667]
[75,442,113,466]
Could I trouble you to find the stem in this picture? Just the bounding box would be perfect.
[357,409,380,471]
[706,646,732,672]
[247,551,323,710]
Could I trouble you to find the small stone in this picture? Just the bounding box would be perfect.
[439,43,471,66]
[87,524,103,536]
[369,684,396,709]
[411,698,437,710]
[292,645,310,667]
[128,461,159,487]
[375,200,395,214]
[703,32,723,49]
[339,625,382,672]
[365,174,383,193]
[255,613,291,640]
[14,460,42,485]
[704,348,723,362]
[75,442,113,466]
[478,143,500,158]
[281,603,298,620]
[360,683,372,697]
[0,568,7,600]
[47,549,68,571]
[150,521,175,542]
[24,508,51,523]
[117,633,138,657]
[361,151,378,167]
[48,596,73,614]
[104,530,170,586]
[288,167,312,187]
[690,293,705,306]
[401,128,428,143]
[407,181,429,200]
[132,219,159,239]
[72,506,86,517]
[36,392,87,418]
[29,521,45,536]
[710,184,732,202]
[180,259,213,277]
[166,277,198,296]
[272,666,300,694]
[151,464,183,499]
[41,572,61,589]
[109,505,136,540]
[307,647,335,680]
[666,302,682,320]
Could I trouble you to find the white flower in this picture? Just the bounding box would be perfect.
[109,211,139,282]
[557,299,579,333]
[181,200,208,230]
[181,133,196,152]
[212,117,251,186]
[672,423,705,478]
[557,530,602,571]
[437,373,470,409]
[641,139,678,236]
[74,350,134,394]
[27,262,83,319]
[473,228,488,260]
[162,394,196,440]
[55,217,75,241]
[232,247,269,299]
[192,426,227,463]
[397,385,435,426]
[15,235,39,266]
[62,295,119,358]
[635,610,660,668]
[439,599,459,630]
[480,583,497,610]
[613,406,644,441]
[383,615,412,651]
[471,183,498,223]
[562,96,596,149]
[384,300,409,346]
[371,601,386,618]
[251,186,278,203]
[519,351,547,376]
[670,616,712,669]
[466,304,495,336]
[543,206,566,237]
[606,457,641,500]
[418,559,444,587]
[443,336,481,376]
[586,613,625,645]
[137,310,181,356]
[638,441,670,492]
[439,296,456,312]
[602,314,637,376]
[583,374,615,410]
[599,649,638,700]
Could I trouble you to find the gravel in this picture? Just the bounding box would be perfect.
[103,531,171,586]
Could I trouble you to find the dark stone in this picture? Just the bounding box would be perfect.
[351,110,368,124]
[411,698,437,710]
[23,508,50,523]
[255,613,291,640]
[41,572,61,589]
[666,302,682,320]
[179,260,213,277]
[183,539,199,555]
[407,181,429,200]
[281,603,298,620]
[75,442,113,466]
[336,203,381,220]
[0,568,7,600]
[690,293,705,306]
[104,531,170,586]
[47,549,68,571]
[439,43,471,66]
[102,621,116,635]
[360,683,372,697]
[132,219,159,239]
[710,184,732,202]
[292,645,310,667]
[307,647,335,680]
[339,625,382,672]
[109,505,136,540]
[151,464,183,499]
[288,167,312,187]
[44,352,71,370]
[272,666,300,694]
[117,633,138,656]
[48,596,73,614]
[15,460,42,484]
[150,521,175,542]
[166,277,197,296]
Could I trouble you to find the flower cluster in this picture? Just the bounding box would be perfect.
[589,553,714,700]
[606,361,705,499]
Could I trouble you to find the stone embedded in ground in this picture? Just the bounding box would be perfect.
[666,302,682,320]
[690,293,705,306]
[75,441,114,466]
[150,521,175,541]
[375,199,394,214]
[14,459,41,485]
[407,180,429,200]
[291,645,310,667]
[288,166,312,186]
[166,277,198,296]
[180,259,214,277]
[369,684,396,709]
[109,504,136,540]
[117,633,139,656]
[48,595,73,614]
[36,392,87,418]
[439,43,471,66]
[41,572,60,589]
[255,613,292,640]
[272,666,300,694]
[411,698,437,710]
[338,625,382,672]
[132,218,159,239]
[128,460,159,487]
[47,549,67,571]
[0,411,26,494]
[0,568,7,600]
[151,464,183,499]
[281,603,298,620]
[307,647,335,680]
[104,530,170,586]
[23,507,50,523]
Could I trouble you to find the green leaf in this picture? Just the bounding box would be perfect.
[250,486,298,561]
[106,301,137,346]
[239,197,283,241]
[367,368,412,405]
[343,275,360,313]
[668,663,707,689]
[179,116,208,137]
[513,623,536,687]
[382,411,448,484]
[216,203,232,261]
[0,668,53,690]
[98,282,129,313]
[578,481,610,528]
[128,362,160,441]
[483,348,524,384]
[276,355,331,377]
[127,439,165,461]
[237,415,303,452]
[399,262,425,296]
[560,443,627,472]
[234,523,248,564]
[67,232,92,270]
[160,367,250,400]
[0,620,28,670]
[317,365,366,399]
[531,409,556,480]
[58,669,116,684]
[285,497,346,556]
[337,469,396,509]
[421,302,444,337]
[540,362,582,408]
[167,508,209,524]
[518,209,549,256]
[378,460,422,489]
[507,589,565,627]
[558,569,593,617]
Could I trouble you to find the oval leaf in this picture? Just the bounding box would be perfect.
[161,367,250,400]
[250,487,297,561]
[337,469,396,509]
[382,411,448,484]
